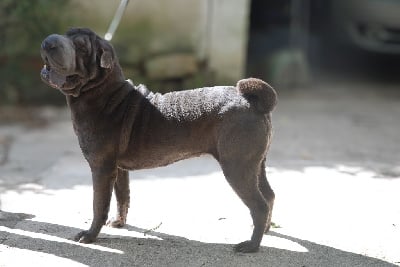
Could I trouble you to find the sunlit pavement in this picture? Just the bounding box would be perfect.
[1,83,399,266]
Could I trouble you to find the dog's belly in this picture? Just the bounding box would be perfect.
[117,122,216,170]
[117,106,220,170]
[117,144,208,170]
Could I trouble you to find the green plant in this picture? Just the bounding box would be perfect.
[0,0,72,104]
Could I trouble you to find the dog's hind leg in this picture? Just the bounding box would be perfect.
[258,158,275,233]
[107,168,130,228]
[220,160,269,253]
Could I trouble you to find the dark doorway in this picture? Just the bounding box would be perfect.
[246,1,291,80]
[247,0,400,86]
[246,0,314,88]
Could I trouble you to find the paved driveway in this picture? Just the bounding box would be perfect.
[1,81,399,266]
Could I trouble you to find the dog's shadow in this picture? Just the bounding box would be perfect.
[0,211,396,267]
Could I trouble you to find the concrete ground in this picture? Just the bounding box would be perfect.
[0,80,400,266]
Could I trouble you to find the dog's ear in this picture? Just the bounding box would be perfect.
[97,39,114,69]
[100,49,113,69]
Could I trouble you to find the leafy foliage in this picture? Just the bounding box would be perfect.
[0,0,71,104]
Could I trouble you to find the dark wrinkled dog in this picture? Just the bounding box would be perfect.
[40,28,277,253]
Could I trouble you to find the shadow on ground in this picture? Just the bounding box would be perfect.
[0,211,395,267]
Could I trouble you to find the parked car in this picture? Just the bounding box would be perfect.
[331,0,400,54]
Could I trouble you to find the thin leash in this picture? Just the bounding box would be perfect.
[105,0,130,41]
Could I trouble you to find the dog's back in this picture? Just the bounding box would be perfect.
[135,78,277,122]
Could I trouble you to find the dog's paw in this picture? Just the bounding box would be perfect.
[234,240,260,253]
[74,230,97,243]
[106,217,126,228]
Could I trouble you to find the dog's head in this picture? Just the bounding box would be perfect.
[40,28,116,97]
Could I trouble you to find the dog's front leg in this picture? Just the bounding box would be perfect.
[75,166,117,243]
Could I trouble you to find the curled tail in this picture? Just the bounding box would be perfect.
[237,78,277,113]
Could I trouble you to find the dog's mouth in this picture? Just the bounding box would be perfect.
[40,63,65,88]
[41,61,82,96]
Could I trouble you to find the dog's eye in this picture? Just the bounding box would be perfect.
[74,38,88,54]
[77,45,88,54]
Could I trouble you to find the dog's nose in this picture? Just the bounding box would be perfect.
[41,34,59,51]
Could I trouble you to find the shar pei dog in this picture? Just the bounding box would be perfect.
[40,28,277,253]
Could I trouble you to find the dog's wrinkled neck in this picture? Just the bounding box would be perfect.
[71,58,125,97]
[67,61,127,106]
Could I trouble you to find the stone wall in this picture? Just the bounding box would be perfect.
[70,0,250,88]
